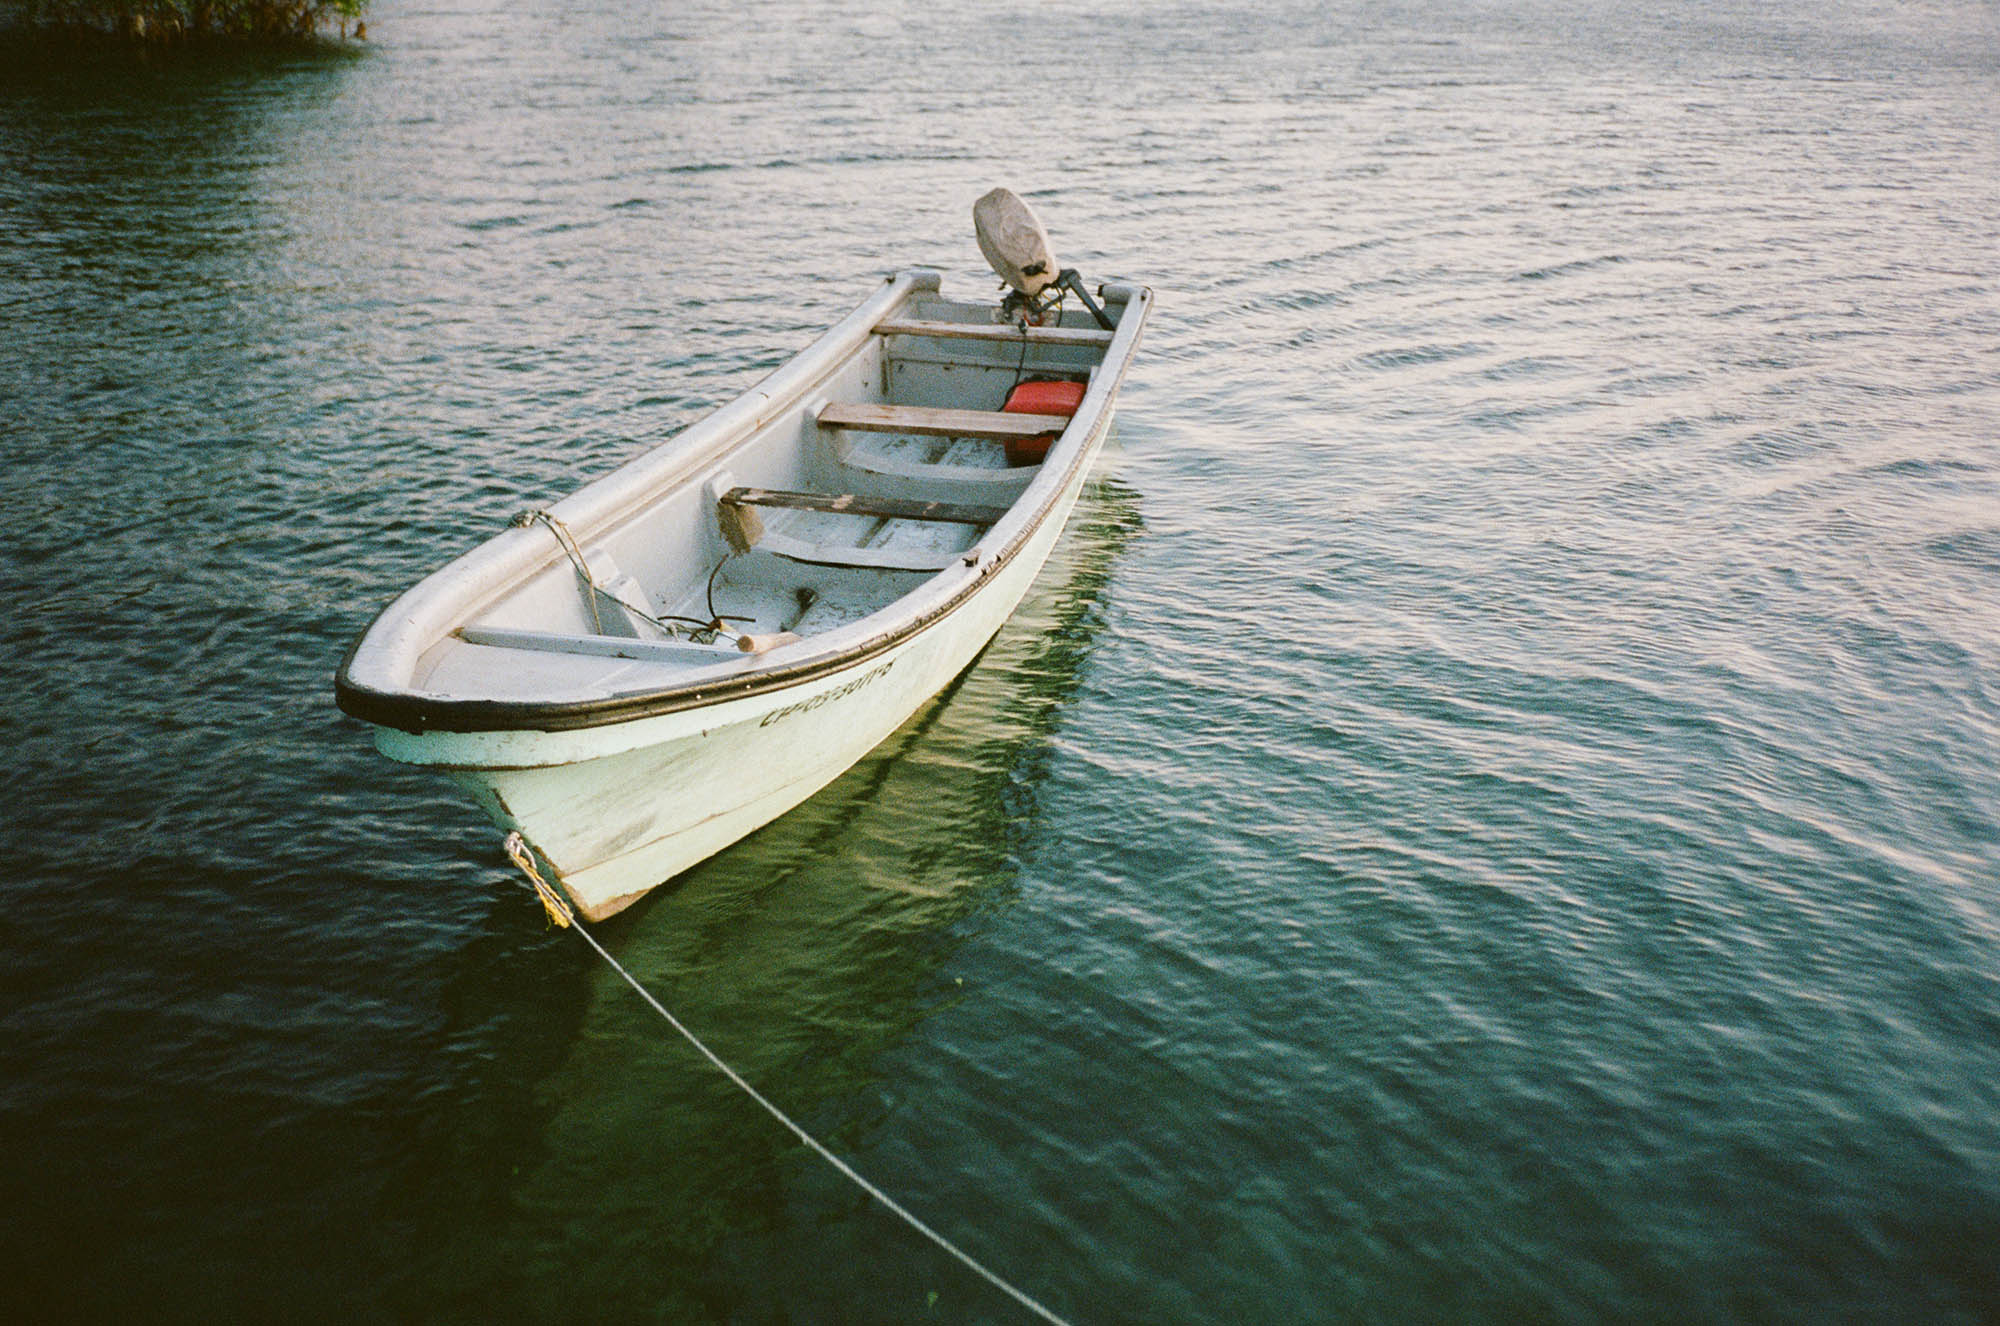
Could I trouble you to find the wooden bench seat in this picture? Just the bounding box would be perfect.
[457,625,747,662]
[815,401,1071,442]
[872,318,1114,348]
[716,486,1004,571]
[721,486,1010,527]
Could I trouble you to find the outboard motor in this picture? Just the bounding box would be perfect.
[972,187,1115,331]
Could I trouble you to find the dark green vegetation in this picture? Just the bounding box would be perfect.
[0,1,367,42]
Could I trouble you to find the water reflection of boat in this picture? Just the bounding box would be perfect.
[665,467,1144,911]
[461,476,1144,1320]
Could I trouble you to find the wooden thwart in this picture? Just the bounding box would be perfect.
[722,486,1010,527]
[816,401,1071,442]
[873,317,1113,348]
[458,625,746,661]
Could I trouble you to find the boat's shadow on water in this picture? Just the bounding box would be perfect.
[403,471,1142,1319]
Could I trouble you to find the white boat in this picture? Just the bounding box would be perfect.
[336,194,1152,920]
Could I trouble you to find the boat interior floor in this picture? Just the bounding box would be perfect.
[675,552,933,641]
[444,384,1081,674]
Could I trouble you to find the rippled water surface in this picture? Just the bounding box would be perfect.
[5,0,1999,1320]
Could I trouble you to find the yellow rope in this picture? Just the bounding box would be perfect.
[502,832,574,928]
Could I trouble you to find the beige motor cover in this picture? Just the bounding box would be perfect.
[973,187,1059,296]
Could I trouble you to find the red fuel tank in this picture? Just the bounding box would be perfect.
[1001,378,1086,466]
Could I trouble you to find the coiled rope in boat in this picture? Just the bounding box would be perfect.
[502,833,1071,1325]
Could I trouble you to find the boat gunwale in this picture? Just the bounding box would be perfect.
[334,277,1151,737]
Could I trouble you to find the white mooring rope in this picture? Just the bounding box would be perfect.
[501,833,1071,1325]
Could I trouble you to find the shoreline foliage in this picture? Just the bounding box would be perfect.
[1,1,368,43]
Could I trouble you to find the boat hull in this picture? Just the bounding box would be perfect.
[339,266,1150,919]
[375,405,1112,920]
